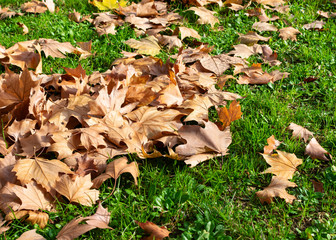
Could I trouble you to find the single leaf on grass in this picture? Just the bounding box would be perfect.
[11,182,54,211]
[287,122,314,143]
[135,221,170,240]
[311,179,324,193]
[13,157,73,191]
[55,174,99,206]
[254,0,285,7]
[238,31,270,45]
[303,20,326,30]
[256,176,297,204]
[125,36,161,56]
[279,27,301,41]
[17,229,46,240]
[7,210,50,228]
[17,22,29,35]
[252,22,277,32]
[228,44,261,59]
[21,1,48,13]
[263,135,281,154]
[217,100,242,130]
[261,150,303,180]
[189,7,219,28]
[177,27,201,41]
[92,157,139,188]
[56,202,111,240]
[305,137,332,161]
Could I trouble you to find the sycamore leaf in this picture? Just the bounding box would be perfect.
[217,100,242,130]
[125,36,161,56]
[126,106,182,139]
[263,135,281,154]
[0,153,17,189]
[180,95,213,123]
[178,27,201,41]
[176,122,232,157]
[0,215,9,235]
[228,44,261,59]
[279,27,301,41]
[7,210,49,228]
[56,202,111,240]
[200,55,231,76]
[256,176,297,204]
[287,122,314,143]
[238,31,270,45]
[13,157,73,192]
[305,137,332,161]
[55,174,99,206]
[21,1,48,13]
[189,7,219,28]
[254,0,285,7]
[90,0,127,10]
[252,22,278,32]
[92,157,139,188]
[261,150,302,180]
[303,20,326,30]
[136,221,170,240]
[17,229,46,240]
[11,182,54,211]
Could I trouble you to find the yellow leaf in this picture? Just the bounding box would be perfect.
[91,0,127,10]
[125,36,161,56]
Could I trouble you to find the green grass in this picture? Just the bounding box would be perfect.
[1,0,336,239]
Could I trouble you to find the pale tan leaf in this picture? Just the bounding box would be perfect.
[279,27,301,41]
[256,176,297,204]
[13,158,73,191]
[178,27,201,41]
[254,0,285,7]
[17,229,46,240]
[305,137,332,161]
[180,95,213,123]
[189,7,219,28]
[252,22,278,32]
[17,22,29,35]
[261,150,303,180]
[238,31,270,45]
[287,122,314,143]
[303,20,326,30]
[125,36,161,56]
[0,153,17,188]
[55,174,99,206]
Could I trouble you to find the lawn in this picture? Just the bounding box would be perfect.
[0,0,336,239]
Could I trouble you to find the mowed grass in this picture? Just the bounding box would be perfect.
[1,0,336,239]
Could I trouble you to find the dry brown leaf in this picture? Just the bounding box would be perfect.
[0,7,23,19]
[0,153,17,188]
[317,10,336,18]
[18,22,29,35]
[228,44,262,59]
[252,22,278,32]
[238,31,271,44]
[254,0,285,6]
[158,35,182,50]
[303,20,326,30]
[55,174,99,206]
[311,179,324,193]
[92,157,139,188]
[125,36,161,56]
[287,122,314,142]
[217,100,242,130]
[305,137,332,161]
[126,106,182,139]
[11,182,54,211]
[189,7,219,28]
[180,95,213,123]
[200,55,231,76]
[256,176,297,204]
[279,27,301,41]
[56,202,111,240]
[136,221,170,240]
[13,157,73,191]
[0,215,9,235]
[17,229,46,240]
[261,150,303,180]
[178,26,201,41]
[21,1,48,13]
[263,135,281,154]
[176,122,232,157]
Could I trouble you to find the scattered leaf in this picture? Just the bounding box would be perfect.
[305,137,332,161]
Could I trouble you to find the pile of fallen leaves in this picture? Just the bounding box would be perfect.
[0,0,335,238]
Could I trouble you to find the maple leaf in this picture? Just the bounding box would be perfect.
[252,22,278,32]
[17,229,46,240]
[261,150,303,180]
[305,137,332,161]
[55,174,99,206]
[180,95,213,123]
[90,0,127,10]
[176,122,232,157]
[217,100,242,130]
[56,202,111,240]
[263,135,281,154]
[0,67,40,112]
[11,182,54,211]
[136,221,170,240]
[126,106,182,139]
[189,7,219,28]
[125,36,161,56]
[287,122,314,143]
[279,27,301,41]
[200,55,231,76]
[177,27,201,41]
[228,44,261,59]
[92,157,139,189]
[303,20,326,30]
[13,157,73,191]
[238,31,270,45]
[256,176,297,204]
